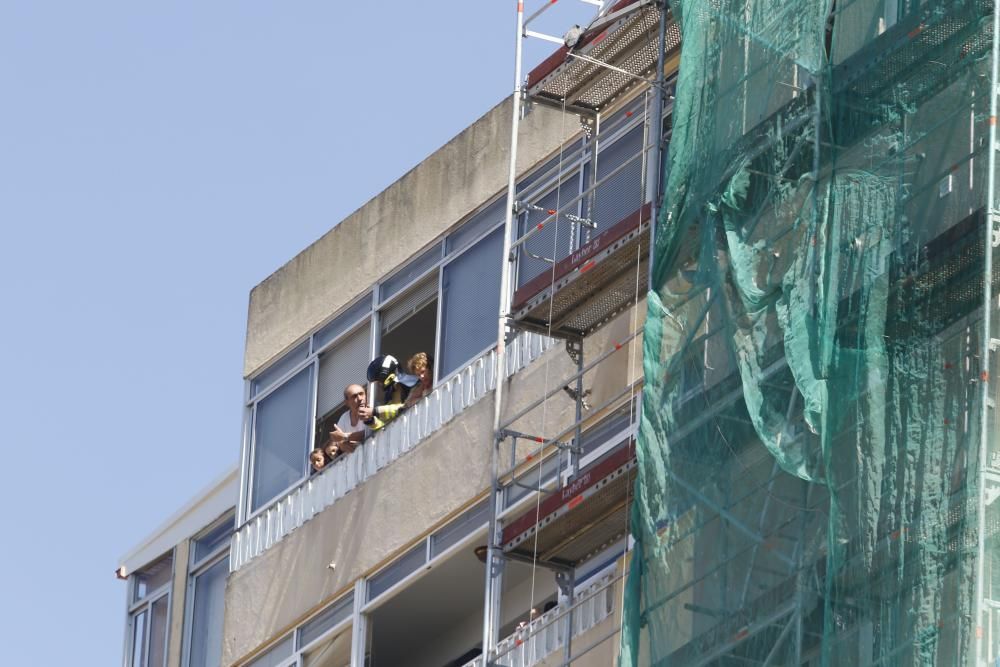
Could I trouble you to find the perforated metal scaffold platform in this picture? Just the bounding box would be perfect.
[527,0,680,113]
[511,205,650,339]
[502,445,636,568]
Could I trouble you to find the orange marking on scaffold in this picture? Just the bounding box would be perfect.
[977,626,984,638]
[547,209,556,215]
[592,30,608,44]
[626,111,633,117]
[517,1,523,11]
[890,529,902,540]
[907,24,925,38]
[537,222,545,230]
[550,0,558,4]
[982,371,989,381]
[991,116,998,127]
[525,454,534,461]
[614,341,623,350]
[567,495,585,509]
[733,628,750,641]
[581,260,597,273]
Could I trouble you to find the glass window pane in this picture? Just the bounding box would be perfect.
[313,296,371,352]
[148,596,169,667]
[134,553,174,603]
[250,341,309,398]
[516,138,585,195]
[379,243,441,304]
[439,228,503,378]
[367,542,426,601]
[192,515,234,564]
[187,558,228,667]
[246,635,294,667]
[430,500,489,557]
[592,124,645,233]
[297,594,354,648]
[130,610,147,667]
[447,197,505,255]
[251,366,313,512]
[516,175,581,288]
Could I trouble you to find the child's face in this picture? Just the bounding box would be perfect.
[412,364,431,387]
[310,451,326,471]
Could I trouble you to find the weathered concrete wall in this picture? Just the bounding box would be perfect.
[244,98,581,378]
[222,398,495,666]
[166,540,190,667]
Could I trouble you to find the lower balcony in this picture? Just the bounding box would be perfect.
[231,332,555,572]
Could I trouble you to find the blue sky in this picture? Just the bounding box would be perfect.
[0,1,599,663]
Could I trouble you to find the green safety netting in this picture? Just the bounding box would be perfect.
[622,0,1000,664]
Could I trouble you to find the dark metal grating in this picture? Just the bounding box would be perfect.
[527,2,680,112]
[512,218,649,339]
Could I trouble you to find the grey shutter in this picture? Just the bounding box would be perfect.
[592,124,646,233]
[440,227,503,378]
[381,274,438,334]
[316,324,371,418]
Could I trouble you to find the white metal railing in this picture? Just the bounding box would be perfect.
[463,572,618,667]
[231,332,555,571]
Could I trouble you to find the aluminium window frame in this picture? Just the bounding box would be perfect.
[124,552,174,667]
[181,512,234,667]
[244,593,356,667]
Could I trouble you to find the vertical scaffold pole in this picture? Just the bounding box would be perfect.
[975,0,1000,660]
[645,0,668,291]
[483,0,525,661]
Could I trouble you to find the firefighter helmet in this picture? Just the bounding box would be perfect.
[367,355,399,383]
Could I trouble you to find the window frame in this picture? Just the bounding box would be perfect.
[125,551,174,667]
[182,512,234,667]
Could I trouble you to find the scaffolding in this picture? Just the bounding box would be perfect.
[481,0,673,664]
[621,0,1000,664]
[479,0,1000,664]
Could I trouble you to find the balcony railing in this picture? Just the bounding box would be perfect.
[464,572,618,667]
[231,332,555,572]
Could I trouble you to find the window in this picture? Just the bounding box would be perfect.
[378,273,438,389]
[591,123,646,232]
[245,635,294,667]
[516,174,583,288]
[315,324,372,447]
[126,552,173,667]
[184,514,234,667]
[249,366,314,513]
[439,226,504,378]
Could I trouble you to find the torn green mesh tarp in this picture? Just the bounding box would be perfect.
[622,0,1000,664]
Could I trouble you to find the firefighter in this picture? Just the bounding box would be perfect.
[365,354,420,430]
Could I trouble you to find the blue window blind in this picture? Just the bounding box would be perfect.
[439,227,503,378]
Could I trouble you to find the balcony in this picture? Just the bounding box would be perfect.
[463,571,619,667]
[232,332,555,571]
